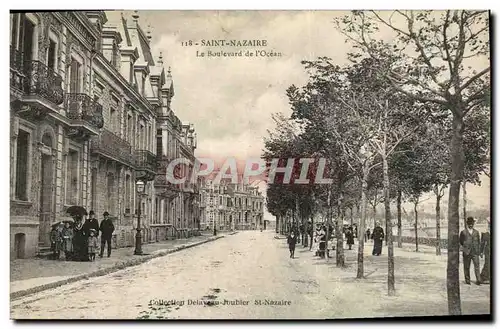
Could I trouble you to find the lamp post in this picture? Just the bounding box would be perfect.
[134,180,145,255]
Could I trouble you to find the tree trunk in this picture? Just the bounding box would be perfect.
[383,156,395,296]
[357,166,369,279]
[447,111,464,315]
[414,201,419,252]
[397,189,402,248]
[462,182,467,228]
[309,214,314,250]
[276,215,280,234]
[325,188,331,262]
[435,188,442,256]
[336,192,345,267]
[372,204,377,232]
[350,206,354,227]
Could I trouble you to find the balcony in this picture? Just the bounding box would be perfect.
[10,49,65,119]
[134,150,157,181]
[66,93,104,139]
[154,174,180,199]
[90,129,133,166]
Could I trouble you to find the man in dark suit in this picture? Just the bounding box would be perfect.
[459,217,481,285]
[480,219,490,283]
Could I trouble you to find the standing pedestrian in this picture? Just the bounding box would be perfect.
[62,222,74,260]
[99,212,115,258]
[84,211,100,238]
[72,215,87,261]
[365,228,371,243]
[287,231,297,259]
[459,217,481,285]
[346,226,355,250]
[480,219,490,284]
[372,222,384,256]
[50,224,63,260]
[87,229,99,261]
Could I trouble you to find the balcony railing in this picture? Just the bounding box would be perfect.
[66,93,104,129]
[23,60,64,105]
[90,128,133,165]
[135,150,157,174]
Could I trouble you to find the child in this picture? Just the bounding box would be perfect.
[62,222,74,261]
[88,229,99,261]
[50,225,63,260]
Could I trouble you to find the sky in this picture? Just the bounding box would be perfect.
[116,10,490,219]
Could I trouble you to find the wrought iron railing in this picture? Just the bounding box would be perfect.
[22,60,64,105]
[134,149,157,173]
[91,128,133,164]
[66,93,104,129]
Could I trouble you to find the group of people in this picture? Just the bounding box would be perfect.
[459,216,490,285]
[50,211,115,262]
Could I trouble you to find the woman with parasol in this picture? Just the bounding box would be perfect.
[66,206,88,261]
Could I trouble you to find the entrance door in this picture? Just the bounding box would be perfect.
[39,154,53,246]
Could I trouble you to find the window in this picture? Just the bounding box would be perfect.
[107,173,115,214]
[125,174,131,213]
[47,39,57,71]
[141,75,146,96]
[156,136,162,157]
[110,107,117,133]
[22,15,35,62]
[15,130,30,201]
[69,58,82,94]
[127,114,132,142]
[66,149,79,205]
[11,14,19,47]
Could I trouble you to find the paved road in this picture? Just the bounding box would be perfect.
[11,231,490,319]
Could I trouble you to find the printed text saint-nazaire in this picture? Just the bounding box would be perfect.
[201,40,268,47]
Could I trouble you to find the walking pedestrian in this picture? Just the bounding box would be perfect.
[62,222,74,260]
[460,217,482,285]
[287,231,297,259]
[87,229,99,261]
[480,220,490,284]
[346,226,355,250]
[372,222,384,256]
[365,228,371,243]
[99,212,115,258]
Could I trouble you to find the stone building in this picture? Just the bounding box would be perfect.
[199,178,265,231]
[9,10,199,259]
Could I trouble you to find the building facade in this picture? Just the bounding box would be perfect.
[10,10,199,259]
[200,179,265,231]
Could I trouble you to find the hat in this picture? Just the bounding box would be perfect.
[89,228,96,232]
[103,211,109,217]
[89,210,95,215]
[466,217,475,225]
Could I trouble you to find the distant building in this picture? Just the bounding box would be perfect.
[200,177,265,231]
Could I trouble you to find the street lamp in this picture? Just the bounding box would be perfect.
[134,180,145,255]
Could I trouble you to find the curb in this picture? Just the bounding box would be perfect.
[11,235,225,301]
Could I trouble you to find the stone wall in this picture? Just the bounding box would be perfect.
[399,235,448,249]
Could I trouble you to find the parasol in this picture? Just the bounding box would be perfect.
[66,206,88,217]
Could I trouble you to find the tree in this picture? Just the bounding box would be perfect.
[336,10,490,314]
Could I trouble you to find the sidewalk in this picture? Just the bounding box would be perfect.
[299,239,490,317]
[11,232,235,299]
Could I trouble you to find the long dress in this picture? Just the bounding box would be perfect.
[372,226,385,256]
[73,221,87,261]
[480,231,490,282]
